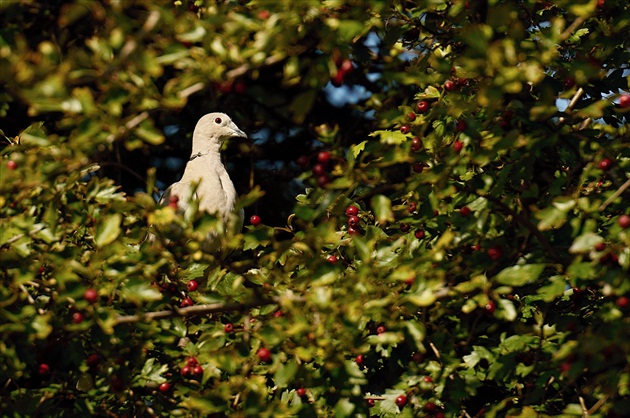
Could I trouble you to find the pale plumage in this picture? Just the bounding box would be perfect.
[156,112,246,252]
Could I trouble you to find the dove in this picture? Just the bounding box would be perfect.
[155,112,247,252]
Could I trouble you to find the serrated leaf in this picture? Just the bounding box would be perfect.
[495,264,545,286]
[369,130,408,144]
[94,213,122,247]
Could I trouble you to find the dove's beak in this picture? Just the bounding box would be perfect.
[229,121,247,139]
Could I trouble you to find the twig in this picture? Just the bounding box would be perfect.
[429,342,440,359]
[1,225,47,247]
[579,396,589,418]
[587,395,608,415]
[599,177,630,211]
[113,299,275,326]
[106,111,150,143]
[178,82,206,99]
[560,16,586,42]
[557,87,584,125]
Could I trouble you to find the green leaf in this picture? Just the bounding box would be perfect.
[370,194,394,224]
[569,232,603,254]
[94,213,122,247]
[369,130,408,145]
[404,289,437,307]
[273,361,298,389]
[495,264,545,286]
[537,275,568,302]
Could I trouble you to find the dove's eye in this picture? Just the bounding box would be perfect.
[214,117,222,124]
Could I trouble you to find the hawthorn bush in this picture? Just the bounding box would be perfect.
[1,0,629,416]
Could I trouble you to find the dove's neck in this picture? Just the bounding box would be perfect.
[190,135,223,159]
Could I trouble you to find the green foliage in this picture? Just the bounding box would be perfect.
[1,0,630,417]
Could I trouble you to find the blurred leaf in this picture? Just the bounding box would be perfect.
[94,213,122,247]
[495,264,545,286]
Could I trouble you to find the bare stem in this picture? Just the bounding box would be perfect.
[599,177,630,211]
[113,299,275,326]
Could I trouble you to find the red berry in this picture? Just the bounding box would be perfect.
[407,112,416,121]
[355,354,364,365]
[192,365,203,376]
[312,163,326,176]
[317,151,331,163]
[487,246,503,261]
[348,215,360,227]
[444,80,456,91]
[250,215,261,226]
[83,288,98,304]
[395,395,408,408]
[616,296,629,309]
[87,354,100,368]
[594,242,606,251]
[460,206,471,217]
[331,71,345,87]
[257,347,272,363]
[72,312,84,324]
[7,160,17,170]
[180,366,191,377]
[296,387,307,397]
[186,280,199,292]
[411,136,423,151]
[168,195,179,209]
[326,254,338,264]
[415,229,425,239]
[598,158,613,171]
[186,356,198,367]
[400,124,411,134]
[340,59,354,74]
[424,401,439,412]
[416,100,429,113]
[376,325,386,335]
[456,119,467,132]
[347,226,360,235]
[400,223,410,233]
[367,398,375,407]
[158,382,171,393]
[316,174,330,187]
[273,310,283,317]
[453,139,464,153]
[423,376,433,383]
[618,214,630,229]
[484,300,496,314]
[38,363,50,375]
[224,323,234,333]
[257,10,271,19]
[412,163,424,173]
[345,205,359,217]
[180,297,194,307]
[408,202,417,212]
[619,94,630,108]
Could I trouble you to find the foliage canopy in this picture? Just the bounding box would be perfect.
[1,0,629,416]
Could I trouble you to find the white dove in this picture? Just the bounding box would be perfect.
[156,112,247,253]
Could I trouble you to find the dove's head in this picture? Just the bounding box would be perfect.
[193,112,247,145]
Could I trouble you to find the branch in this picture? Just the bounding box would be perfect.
[113,298,275,326]
[599,177,630,211]
[106,111,149,143]
[560,16,586,42]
